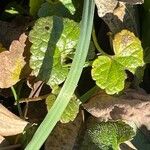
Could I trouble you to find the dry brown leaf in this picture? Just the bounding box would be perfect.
[84,90,150,130]
[0,104,28,138]
[113,2,126,21]
[94,0,118,17]
[0,135,5,145]
[95,0,143,34]
[119,0,144,4]
[0,33,27,88]
[45,112,83,150]
[94,0,143,18]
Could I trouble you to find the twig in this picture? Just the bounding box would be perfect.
[23,81,44,119]
[15,94,50,105]
[15,85,100,105]
[0,144,21,150]
[92,26,108,56]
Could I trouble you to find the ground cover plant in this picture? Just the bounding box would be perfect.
[0,0,150,150]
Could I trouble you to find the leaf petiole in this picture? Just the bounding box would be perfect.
[11,86,23,117]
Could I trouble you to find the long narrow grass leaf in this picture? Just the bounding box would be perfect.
[25,0,95,149]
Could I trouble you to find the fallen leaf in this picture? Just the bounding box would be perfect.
[120,0,144,4]
[45,112,83,150]
[84,89,150,130]
[0,33,27,88]
[0,104,28,138]
[94,0,144,17]
[0,135,5,145]
[94,0,118,17]
[94,1,143,34]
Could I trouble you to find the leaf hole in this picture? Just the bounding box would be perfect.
[45,26,50,30]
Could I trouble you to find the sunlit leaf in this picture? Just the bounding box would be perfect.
[29,16,80,87]
[92,30,144,94]
[59,0,75,14]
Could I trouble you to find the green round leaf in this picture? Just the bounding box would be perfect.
[82,121,135,150]
[29,16,80,87]
[92,56,126,94]
[92,30,144,94]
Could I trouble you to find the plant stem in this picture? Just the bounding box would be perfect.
[80,86,100,103]
[16,85,99,105]
[92,26,108,56]
[11,86,23,117]
[15,94,50,104]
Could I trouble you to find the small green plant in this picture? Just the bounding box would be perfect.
[82,121,135,150]
[92,30,144,94]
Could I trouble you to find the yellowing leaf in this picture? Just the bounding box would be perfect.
[113,30,144,73]
[0,135,5,145]
[0,33,27,88]
[92,30,144,94]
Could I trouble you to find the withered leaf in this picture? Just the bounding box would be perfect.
[94,0,144,17]
[84,90,150,130]
[45,112,83,150]
[0,135,5,145]
[95,0,143,34]
[94,0,118,17]
[0,33,27,88]
[0,104,28,139]
[119,0,144,4]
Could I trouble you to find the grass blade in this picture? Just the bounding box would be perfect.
[25,0,95,149]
